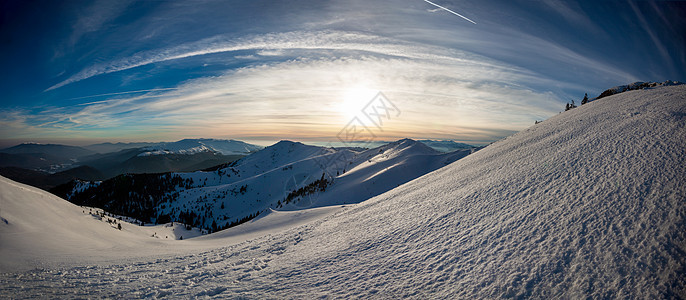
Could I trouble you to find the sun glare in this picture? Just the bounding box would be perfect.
[339,87,379,120]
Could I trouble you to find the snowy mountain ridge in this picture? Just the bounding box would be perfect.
[138,138,262,156]
[56,138,472,232]
[595,80,683,100]
[417,139,475,152]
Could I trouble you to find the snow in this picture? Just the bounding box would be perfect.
[69,180,101,197]
[84,206,207,240]
[2,85,685,298]
[146,138,469,228]
[137,138,262,156]
[0,175,161,271]
[418,139,474,152]
[0,175,345,272]
[594,80,683,101]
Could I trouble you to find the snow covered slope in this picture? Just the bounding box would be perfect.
[0,174,345,272]
[2,85,684,298]
[0,175,159,271]
[302,138,470,208]
[66,138,469,232]
[206,84,682,298]
[171,139,469,226]
[138,138,262,156]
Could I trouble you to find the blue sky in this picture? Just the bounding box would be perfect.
[0,0,684,147]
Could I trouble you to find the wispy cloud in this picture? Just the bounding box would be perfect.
[68,0,135,46]
[46,26,634,94]
[540,0,599,34]
[48,31,422,91]
[70,88,179,101]
[628,1,672,70]
[27,36,569,143]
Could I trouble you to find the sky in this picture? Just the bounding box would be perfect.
[0,0,684,147]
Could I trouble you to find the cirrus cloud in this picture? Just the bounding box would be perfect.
[28,33,569,144]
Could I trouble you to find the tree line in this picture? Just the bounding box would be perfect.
[565,93,589,111]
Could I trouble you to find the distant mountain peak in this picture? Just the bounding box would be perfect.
[395,138,417,144]
[274,140,304,146]
[138,139,262,156]
[386,138,423,148]
[417,140,475,153]
[373,138,438,156]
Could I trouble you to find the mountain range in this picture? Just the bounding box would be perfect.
[137,138,262,156]
[417,139,476,152]
[0,139,263,189]
[0,138,473,191]
[1,84,684,298]
[52,138,473,232]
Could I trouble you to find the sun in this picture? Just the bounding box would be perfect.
[338,87,378,120]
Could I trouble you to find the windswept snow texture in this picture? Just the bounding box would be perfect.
[2,86,686,298]
[138,138,262,156]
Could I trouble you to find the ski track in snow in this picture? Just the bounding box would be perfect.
[1,86,686,298]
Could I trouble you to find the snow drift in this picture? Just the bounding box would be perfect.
[1,85,685,298]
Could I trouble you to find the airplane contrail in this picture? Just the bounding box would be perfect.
[423,0,476,24]
[70,88,179,101]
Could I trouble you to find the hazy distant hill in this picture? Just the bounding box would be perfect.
[418,140,475,152]
[81,139,261,177]
[0,165,104,190]
[0,144,96,173]
[0,152,67,171]
[78,148,245,179]
[83,142,160,154]
[139,139,262,156]
[0,139,259,187]
[0,143,95,160]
